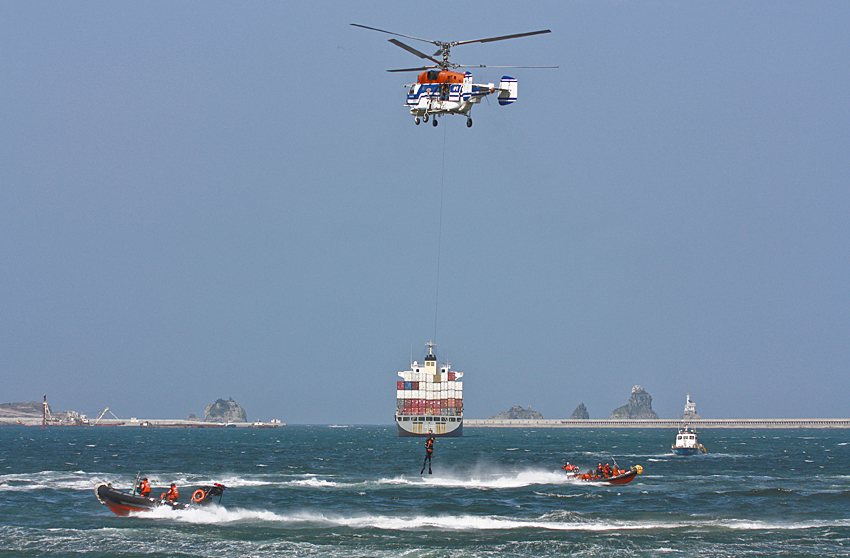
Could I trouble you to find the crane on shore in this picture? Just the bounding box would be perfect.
[94,408,120,425]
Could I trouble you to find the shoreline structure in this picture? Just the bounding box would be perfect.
[0,418,283,428]
[2,417,849,428]
[466,418,850,429]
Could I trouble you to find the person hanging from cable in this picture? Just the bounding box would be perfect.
[420,431,435,474]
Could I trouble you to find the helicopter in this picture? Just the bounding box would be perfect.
[351,24,556,128]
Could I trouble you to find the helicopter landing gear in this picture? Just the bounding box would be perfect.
[432,117,438,127]
[422,114,429,123]
[466,117,473,128]
[415,117,420,125]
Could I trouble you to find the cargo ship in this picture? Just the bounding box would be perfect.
[395,342,463,437]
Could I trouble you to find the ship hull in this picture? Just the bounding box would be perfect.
[395,415,463,437]
[672,447,700,455]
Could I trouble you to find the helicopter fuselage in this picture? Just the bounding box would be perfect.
[405,70,516,123]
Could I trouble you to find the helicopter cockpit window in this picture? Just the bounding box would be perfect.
[408,85,416,95]
[427,70,440,81]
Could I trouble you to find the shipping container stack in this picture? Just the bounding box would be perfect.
[395,344,463,418]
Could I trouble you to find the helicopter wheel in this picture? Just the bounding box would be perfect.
[467,118,473,128]
[423,114,429,123]
[432,118,438,127]
[415,117,420,125]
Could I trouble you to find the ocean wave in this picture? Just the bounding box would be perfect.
[376,469,574,489]
[533,491,603,500]
[130,507,850,533]
[284,478,340,488]
[0,470,346,493]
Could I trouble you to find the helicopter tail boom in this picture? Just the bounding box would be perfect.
[497,76,517,106]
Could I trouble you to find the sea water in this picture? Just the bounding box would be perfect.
[0,425,848,557]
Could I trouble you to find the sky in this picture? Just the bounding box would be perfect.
[1,1,848,423]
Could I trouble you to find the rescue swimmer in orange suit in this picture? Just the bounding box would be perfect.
[420,432,435,474]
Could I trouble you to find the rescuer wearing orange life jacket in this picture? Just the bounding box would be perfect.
[139,477,151,498]
[604,463,613,477]
[420,432,435,475]
[162,483,179,502]
[596,463,604,479]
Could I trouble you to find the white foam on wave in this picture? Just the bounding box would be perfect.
[133,507,850,533]
[377,468,572,490]
[0,470,108,492]
[0,469,330,493]
[285,477,339,488]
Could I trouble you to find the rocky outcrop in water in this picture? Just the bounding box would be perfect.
[488,404,544,420]
[570,402,590,420]
[204,398,247,423]
[610,385,659,419]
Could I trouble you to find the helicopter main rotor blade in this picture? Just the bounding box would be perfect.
[454,64,559,69]
[455,29,551,46]
[388,39,442,65]
[387,66,437,73]
[350,24,438,46]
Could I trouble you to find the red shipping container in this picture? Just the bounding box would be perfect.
[412,381,419,390]
[447,398,456,407]
[441,399,448,407]
[448,372,455,381]
[397,381,405,390]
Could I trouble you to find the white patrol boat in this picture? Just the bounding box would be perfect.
[672,425,707,455]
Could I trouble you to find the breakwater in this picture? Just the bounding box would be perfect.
[466,418,850,429]
[0,417,284,428]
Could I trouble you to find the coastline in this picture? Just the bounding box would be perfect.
[4,417,850,428]
[465,418,850,429]
[0,417,285,428]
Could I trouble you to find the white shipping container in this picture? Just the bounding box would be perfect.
[403,371,413,382]
[397,390,405,399]
[412,389,420,399]
[448,389,456,399]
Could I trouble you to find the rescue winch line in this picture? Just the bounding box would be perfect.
[433,123,447,344]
